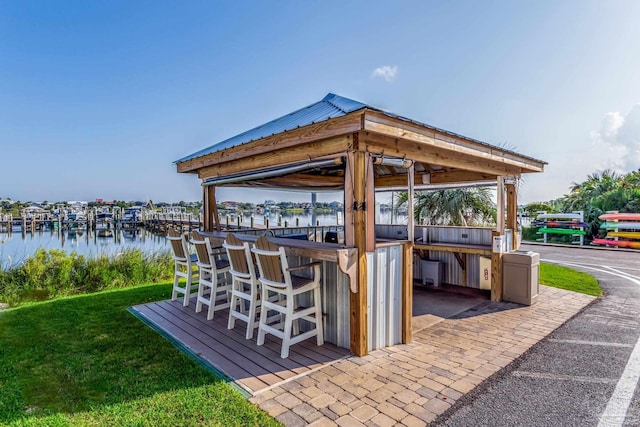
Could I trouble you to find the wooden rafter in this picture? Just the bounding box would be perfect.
[197,136,350,179]
[363,133,525,177]
[375,169,498,188]
[363,111,545,173]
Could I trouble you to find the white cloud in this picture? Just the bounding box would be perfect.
[520,104,640,204]
[371,65,398,82]
[590,105,640,171]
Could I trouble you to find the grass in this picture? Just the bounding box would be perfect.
[540,262,602,296]
[0,283,280,426]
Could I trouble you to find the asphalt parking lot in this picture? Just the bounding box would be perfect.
[433,244,640,427]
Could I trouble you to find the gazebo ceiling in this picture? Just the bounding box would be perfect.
[201,157,500,192]
[176,93,546,187]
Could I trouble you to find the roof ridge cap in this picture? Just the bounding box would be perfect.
[322,93,349,114]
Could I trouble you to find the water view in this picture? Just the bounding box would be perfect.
[0,229,169,270]
[0,211,408,270]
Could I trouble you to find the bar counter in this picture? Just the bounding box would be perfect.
[200,230,348,262]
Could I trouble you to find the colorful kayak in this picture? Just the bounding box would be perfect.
[592,238,640,249]
[599,213,640,221]
[536,213,583,220]
[600,221,640,230]
[534,220,589,228]
[537,227,586,236]
[606,231,640,239]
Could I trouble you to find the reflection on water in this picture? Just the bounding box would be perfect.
[0,228,169,270]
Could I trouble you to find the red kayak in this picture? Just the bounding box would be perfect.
[592,238,640,249]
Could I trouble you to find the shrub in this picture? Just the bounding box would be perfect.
[0,249,173,306]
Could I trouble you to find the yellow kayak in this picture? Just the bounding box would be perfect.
[606,231,640,239]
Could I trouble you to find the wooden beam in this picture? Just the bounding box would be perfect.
[363,111,545,173]
[203,185,220,232]
[203,185,209,231]
[250,173,344,188]
[496,176,505,234]
[363,133,524,177]
[375,169,498,188]
[414,243,492,256]
[407,163,415,242]
[350,144,369,356]
[491,231,503,301]
[365,151,375,253]
[178,113,362,173]
[430,169,499,184]
[376,173,424,188]
[402,242,413,344]
[491,177,505,301]
[344,151,355,247]
[197,136,350,179]
[506,183,518,250]
[211,186,221,232]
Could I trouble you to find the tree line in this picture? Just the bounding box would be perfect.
[523,169,640,238]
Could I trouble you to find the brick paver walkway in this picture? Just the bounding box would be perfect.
[250,286,595,426]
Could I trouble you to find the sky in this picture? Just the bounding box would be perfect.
[1,1,640,205]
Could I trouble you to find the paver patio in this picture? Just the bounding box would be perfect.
[250,285,595,426]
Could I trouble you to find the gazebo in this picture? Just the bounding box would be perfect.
[175,93,546,356]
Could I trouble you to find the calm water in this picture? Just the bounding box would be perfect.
[0,229,170,270]
[0,212,405,270]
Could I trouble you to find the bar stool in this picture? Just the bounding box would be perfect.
[190,231,231,320]
[252,236,324,358]
[223,233,263,339]
[167,228,198,306]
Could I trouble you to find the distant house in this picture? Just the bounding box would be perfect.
[22,205,45,214]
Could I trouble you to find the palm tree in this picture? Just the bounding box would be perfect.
[558,169,640,238]
[396,187,496,226]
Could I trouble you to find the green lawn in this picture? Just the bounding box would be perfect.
[540,262,602,297]
[0,283,280,426]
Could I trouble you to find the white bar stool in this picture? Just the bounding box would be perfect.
[252,236,324,358]
[167,228,198,307]
[190,231,231,320]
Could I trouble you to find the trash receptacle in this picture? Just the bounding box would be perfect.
[502,251,539,305]
[421,260,443,287]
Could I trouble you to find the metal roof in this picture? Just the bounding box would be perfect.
[175,93,367,164]
[175,92,546,166]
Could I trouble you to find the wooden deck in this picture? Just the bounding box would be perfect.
[129,298,351,396]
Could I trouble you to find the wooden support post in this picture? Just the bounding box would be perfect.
[491,231,503,301]
[402,241,413,344]
[344,151,355,247]
[348,143,370,356]
[407,162,415,242]
[491,177,505,301]
[506,182,518,250]
[210,186,221,231]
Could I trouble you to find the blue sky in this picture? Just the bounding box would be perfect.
[1,1,639,204]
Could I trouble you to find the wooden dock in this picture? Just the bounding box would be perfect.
[0,208,342,239]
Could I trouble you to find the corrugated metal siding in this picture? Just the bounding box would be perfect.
[375,224,408,240]
[288,256,350,349]
[418,251,483,288]
[321,260,350,349]
[414,226,493,289]
[419,226,493,245]
[367,245,402,351]
[175,93,366,163]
